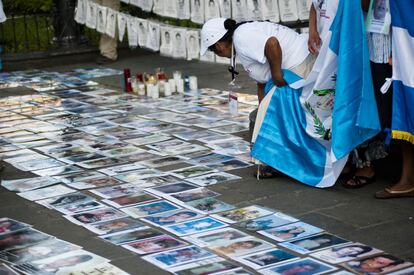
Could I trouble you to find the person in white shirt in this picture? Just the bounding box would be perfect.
[200,18,315,178]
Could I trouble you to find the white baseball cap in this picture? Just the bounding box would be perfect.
[200,18,227,56]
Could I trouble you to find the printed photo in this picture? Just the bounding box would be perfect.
[169,166,217,179]
[279,233,350,255]
[18,185,75,201]
[142,156,185,168]
[39,192,94,209]
[67,176,123,190]
[168,188,219,203]
[236,248,299,269]
[170,257,240,275]
[341,254,413,275]
[212,205,274,224]
[187,172,242,186]
[0,218,30,236]
[142,245,215,269]
[186,197,235,214]
[261,257,337,275]
[98,163,145,176]
[310,242,383,264]
[89,183,143,199]
[122,235,188,255]
[122,200,180,218]
[183,228,248,247]
[103,193,159,208]
[67,262,130,275]
[0,229,52,251]
[207,159,253,172]
[65,207,127,225]
[113,169,163,183]
[146,182,199,196]
[211,236,274,258]
[142,209,205,227]
[84,217,146,235]
[258,222,324,242]
[54,200,105,215]
[164,217,227,236]
[1,177,59,192]
[237,213,298,231]
[100,228,163,245]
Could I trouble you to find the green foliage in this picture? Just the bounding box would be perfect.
[3,0,54,14]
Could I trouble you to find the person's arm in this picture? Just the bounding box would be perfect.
[264,37,287,87]
[308,5,321,54]
[257,82,265,103]
[361,0,370,12]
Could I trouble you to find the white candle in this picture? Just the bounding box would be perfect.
[138,84,146,95]
[189,76,198,90]
[152,83,159,99]
[146,83,154,97]
[168,79,176,93]
[164,82,172,96]
[176,79,184,93]
[173,71,182,81]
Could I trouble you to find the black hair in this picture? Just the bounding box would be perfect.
[208,19,247,51]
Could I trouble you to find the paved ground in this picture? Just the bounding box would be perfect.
[1,48,413,274]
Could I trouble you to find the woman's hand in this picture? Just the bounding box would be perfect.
[308,31,321,54]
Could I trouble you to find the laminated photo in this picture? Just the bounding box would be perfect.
[160,26,174,57]
[340,254,413,275]
[207,159,253,172]
[260,257,337,275]
[74,0,86,24]
[39,192,94,209]
[53,200,105,215]
[191,0,205,24]
[1,176,59,192]
[205,0,220,21]
[258,222,324,242]
[68,262,130,275]
[177,0,191,19]
[85,1,97,29]
[142,209,204,227]
[278,0,299,22]
[122,235,187,255]
[141,0,154,12]
[163,216,227,236]
[191,152,234,165]
[246,0,263,20]
[310,242,383,264]
[168,187,219,203]
[89,183,143,199]
[236,248,298,269]
[210,124,248,134]
[169,166,217,179]
[212,205,274,224]
[96,6,107,34]
[113,169,163,183]
[165,144,208,156]
[12,250,109,275]
[170,257,240,275]
[66,176,123,190]
[146,139,189,151]
[237,213,298,231]
[18,185,75,201]
[104,8,117,38]
[146,182,199,196]
[0,238,81,264]
[219,0,232,18]
[164,0,178,18]
[33,165,84,177]
[56,171,104,184]
[98,163,145,176]
[146,22,161,51]
[186,197,235,214]
[141,156,184,168]
[186,172,241,186]
[121,196,178,216]
[15,158,65,172]
[102,192,159,208]
[210,236,275,258]
[133,175,182,189]
[65,207,127,225]
[278,233,350,255]
[296,0,311,21]
[231,0,248,21]
[153,0,165,16]
[100,227,163,245]
[172,28,187,59]
[0,229,52,251]
[0,218,30,236]
[142,245,215,269]
[77,157,127,169]
[183,227,248,247]
[84,217,146,235]
[101,145,144,157]
[125,134,171,146]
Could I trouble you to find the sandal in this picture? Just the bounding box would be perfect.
[342,175,376,189]
[253,165,283,179]
[375,187,414,199]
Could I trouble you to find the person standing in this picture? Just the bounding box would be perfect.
[95,0,120,64]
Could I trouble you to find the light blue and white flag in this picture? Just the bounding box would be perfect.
[389,0,414,144]
[252,0,381,188]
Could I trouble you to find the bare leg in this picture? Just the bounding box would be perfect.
[389,142,414,191]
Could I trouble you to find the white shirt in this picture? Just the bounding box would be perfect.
[233,21,309,83]
[312,0,339,40]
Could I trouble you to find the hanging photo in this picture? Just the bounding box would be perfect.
[160,26,174,57]
[137,18,148,47]
[172,28,187,59]
[74,0,86,24]
[219,0,232,18]
[146,22,161,51]
[141,0,154,12]
[126,15,139,48]
[85,1,97,29]
[153,0,165,16]
[105,9,117,38]
[191,0,205,24]
[205,0,220,21]
[261,0,280,22]
[164,0,178,18]
[246,0,263,20]
[231,0,247,22]
[278,0,299,22]
[117,12,128,42]
[366,0,391,34]
[96,5,107,34]
[177,0,191,19]
[296,0,311,21]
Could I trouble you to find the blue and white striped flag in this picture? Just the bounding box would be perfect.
[389,1,414,144]
[251,0,381,188]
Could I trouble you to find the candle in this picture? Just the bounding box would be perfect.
[189,76,198,90]
[173,71,182,81]
[176,79,184,93]
[164,82,172,96]
[146,83,154,97]
[168,79,176,93]
[152,84,159,99]
[138,84,146,95]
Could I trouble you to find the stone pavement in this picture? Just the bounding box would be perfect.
[1,49,413,274]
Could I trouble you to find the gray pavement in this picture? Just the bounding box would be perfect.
[1,48,413,274]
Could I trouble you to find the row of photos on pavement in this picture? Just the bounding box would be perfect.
[0,69,413,275]
[74,0,310,62]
